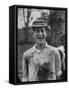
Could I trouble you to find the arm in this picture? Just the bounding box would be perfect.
[62,51,65,71]
[22,53,28,82]
[55,49,62,79]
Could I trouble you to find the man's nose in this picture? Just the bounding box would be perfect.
[39,31,43,35]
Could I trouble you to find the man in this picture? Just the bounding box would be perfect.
[22,14,62,82]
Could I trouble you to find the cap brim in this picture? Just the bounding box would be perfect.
[30,25,48,28]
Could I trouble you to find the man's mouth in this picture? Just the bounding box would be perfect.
[37,36,44,39]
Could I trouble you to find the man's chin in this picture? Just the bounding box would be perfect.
[37,41,45,45]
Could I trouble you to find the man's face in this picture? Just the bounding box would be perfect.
[33,27,47,45]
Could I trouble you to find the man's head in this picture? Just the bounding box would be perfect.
[32,26,47,45]
[29,11,50,45]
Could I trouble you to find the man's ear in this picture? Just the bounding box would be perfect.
[46,33,47,37]
[45,31,47,37]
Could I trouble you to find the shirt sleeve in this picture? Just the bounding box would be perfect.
[22,53,28,82]
[62,51,65,71]
[55,49,62,78]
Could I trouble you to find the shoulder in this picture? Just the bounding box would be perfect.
[47,44,59,54]
[23,46,35,58]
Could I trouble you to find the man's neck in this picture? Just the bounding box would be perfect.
[35,42,46,51]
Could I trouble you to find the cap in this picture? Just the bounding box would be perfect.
[29,11,50,30]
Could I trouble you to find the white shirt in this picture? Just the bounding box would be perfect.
[22,42,62,82]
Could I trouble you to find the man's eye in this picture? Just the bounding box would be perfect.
[41,30,44,33]
[37,30,40,33]
[36,29,40,33]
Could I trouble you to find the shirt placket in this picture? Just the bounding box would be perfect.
[33,51,43,80]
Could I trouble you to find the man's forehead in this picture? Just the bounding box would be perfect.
[32,27,45,31]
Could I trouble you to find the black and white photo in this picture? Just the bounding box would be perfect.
[9,5,67,84]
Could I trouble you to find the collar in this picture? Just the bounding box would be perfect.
[32,42,49,53]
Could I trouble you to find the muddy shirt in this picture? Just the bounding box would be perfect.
[22,43,62,82]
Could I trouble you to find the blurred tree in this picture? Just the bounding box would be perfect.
[22,8,32,43]
[23,8,32,27]
[48,10,65,47]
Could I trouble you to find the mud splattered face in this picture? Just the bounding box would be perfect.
[33,27,47,45]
